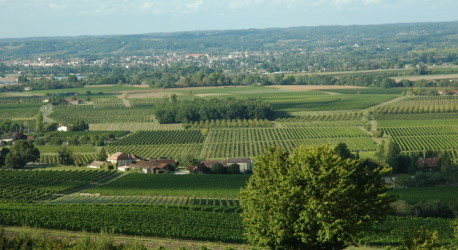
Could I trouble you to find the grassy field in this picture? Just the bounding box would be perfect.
[86,174,249,199]
[390,186,458,204]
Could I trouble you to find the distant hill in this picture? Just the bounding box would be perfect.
[0,21,457,59]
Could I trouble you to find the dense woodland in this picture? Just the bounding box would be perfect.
[154,96,275,124]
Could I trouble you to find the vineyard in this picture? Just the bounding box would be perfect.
[0,203,245,242]
[111,130,205,145]
[39,153,98,166]
[200,127,376,159]
[92,98,126,108]
[184,119,274,129]
[106,144,203,159]
[53,195,240,207]
[374,96,458,114]
[390,186,458,205]
[86,174,248,199]
[49,107,154,124]
[0,169,118,202]
[90,122,183,131]
[0,203,454,246]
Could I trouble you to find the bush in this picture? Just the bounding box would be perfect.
[413,200,455,219]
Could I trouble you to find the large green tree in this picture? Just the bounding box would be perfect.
[58,146,74,165]
[4,140,40,168]
[240,144,394,249]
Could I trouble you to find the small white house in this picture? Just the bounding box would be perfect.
[57,126,68,132]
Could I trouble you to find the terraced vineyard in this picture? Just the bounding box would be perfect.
[0,169,118,202]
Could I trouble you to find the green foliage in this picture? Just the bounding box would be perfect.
[4,140,40,169]
[240,145,395,249]
[71,120,89,131]
[154,97,274,124]
[402,228,439,250]
[58,146,74,165]
[227,163,240,174]
[211,163,226,174]
[97,147,107,161]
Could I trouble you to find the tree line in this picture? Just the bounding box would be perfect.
[154,96,275,124]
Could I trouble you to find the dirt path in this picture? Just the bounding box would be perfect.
[41,104,56,124]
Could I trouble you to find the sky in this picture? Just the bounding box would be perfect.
[0,0,457,38]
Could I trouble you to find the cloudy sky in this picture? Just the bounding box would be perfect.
[0,0,456,38]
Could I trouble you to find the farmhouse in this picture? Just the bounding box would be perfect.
[108,152,136,166]
[416,157,440,170]
[120,159,177,173]
[87,161,113,169]
[57,126,68,132]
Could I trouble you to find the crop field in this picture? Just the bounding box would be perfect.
[106,143,203,159]
[0,95,46,104]
[89,122,184,131]
[128,98,162,107]
[52,195,240,207]
[0,203,244,242]
[0,169,118,202]
[0,203,454,246]
[86,174,249,199]
[375,96,458,114]
[37,145,98,153]
[111,130,204,145]
[92,98,126,108]
[259,93,397,112]
[0,103,42,119]
[185,119,274,129]
[200,127,376,159]
[49,107,154,124]
[390,186,458,204]
[361,216,455,246]
[39,153,98,166]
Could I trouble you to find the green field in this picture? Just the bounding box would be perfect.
[0,169,118,202]
[86,174,249,199]
[390,186,458,205]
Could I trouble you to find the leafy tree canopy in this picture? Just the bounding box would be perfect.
[4,140,40,169]
[240,144,395,249]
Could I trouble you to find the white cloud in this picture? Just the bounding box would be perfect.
[311,0,383,8]
[228,0,264,9]
[183,0,204,13]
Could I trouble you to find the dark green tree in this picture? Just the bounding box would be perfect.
[4,140,40,168]
[0,148,10,167]
[58,146,74,165]
[227,163,240,174]
[97,147,108,161]
[240,145,394,249]
[211,163,226,174]
[385,139,401,172]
